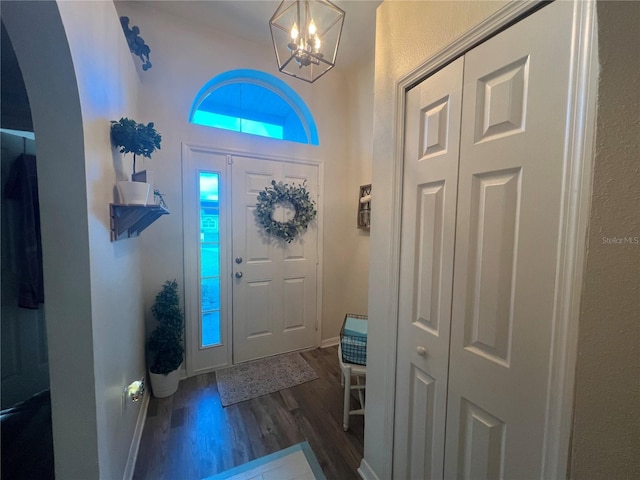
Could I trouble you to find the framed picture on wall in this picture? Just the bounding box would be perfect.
[357,184,371,230]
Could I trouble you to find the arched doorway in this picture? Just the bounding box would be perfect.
[2,2,96,477]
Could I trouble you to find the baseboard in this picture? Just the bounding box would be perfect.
[123,388,150,480]
[321,336,340,348]
[358,458,380,480]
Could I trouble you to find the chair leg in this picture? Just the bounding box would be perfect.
[356,374,365,409]
[343,367,351,431]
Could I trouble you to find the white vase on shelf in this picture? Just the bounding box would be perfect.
[117,180,150,205]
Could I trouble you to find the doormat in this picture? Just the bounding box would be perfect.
[203,441,326,480]
[215,352,318,407]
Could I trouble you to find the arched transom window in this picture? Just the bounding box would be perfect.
[190,69,319,145]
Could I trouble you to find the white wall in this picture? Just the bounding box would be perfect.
[3,1,146,477]
[364,2,507,478]
[338,58,374,321]
[570,1,640,477]
[56,2,148,478]
[114,1,369,346]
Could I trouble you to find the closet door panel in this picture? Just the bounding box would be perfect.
[445,1,576,478]
[393,57,464,480]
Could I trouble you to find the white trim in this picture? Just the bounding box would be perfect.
[542,1,598,477]
[369,1,596,479]
[182,142,199,377]
[321,336,340,348]
[222,154,234,369]
[397,0,542,90]
[357,458,380,480]
[315,162,325,349]
[378,75,405,480]
[122,389,150,480]
[181,142,321,167]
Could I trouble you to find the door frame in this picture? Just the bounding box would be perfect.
[182,143,324,376]
[363,1,599,479]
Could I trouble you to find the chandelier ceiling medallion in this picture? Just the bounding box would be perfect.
[269,0,346,83]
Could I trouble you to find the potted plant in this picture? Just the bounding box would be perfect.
[147,279,184,398]
[110,117,162,205]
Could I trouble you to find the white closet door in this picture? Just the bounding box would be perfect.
[393,57,464,479]
[444,1,576,477]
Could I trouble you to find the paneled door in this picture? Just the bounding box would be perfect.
[231,156,319,364]
[444,2,575,477]
[395,0,577,477]
[393,57,464,479]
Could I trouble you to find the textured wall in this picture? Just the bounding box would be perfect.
[365,2,507,478]
[570,2,640,478]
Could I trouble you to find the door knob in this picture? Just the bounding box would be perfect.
[235,257,243,264]
[235,271,243,279]
[416,346,427,356]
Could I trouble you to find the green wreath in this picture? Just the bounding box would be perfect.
[256,180,317,243]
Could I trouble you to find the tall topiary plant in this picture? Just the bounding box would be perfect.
[147,280,184,375]
[110,117,162,179]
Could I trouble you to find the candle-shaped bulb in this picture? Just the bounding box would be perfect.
[314,34,321,52]
[291,22,299,40]
[308,19,317,36]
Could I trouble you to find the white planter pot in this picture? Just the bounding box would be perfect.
[117,180,150,205]
[149,365,181,398]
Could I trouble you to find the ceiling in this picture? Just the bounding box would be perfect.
[128,0,381,69]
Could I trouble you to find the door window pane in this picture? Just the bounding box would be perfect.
[202,311,221,347]
[201,277,220,311]
[199,172,221,347]
[201,245,220,277]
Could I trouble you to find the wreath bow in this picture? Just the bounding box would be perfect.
[256,180,317,243]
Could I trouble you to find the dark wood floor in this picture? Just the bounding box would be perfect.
[133,346,365,480]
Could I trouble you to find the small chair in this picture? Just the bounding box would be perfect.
[338,343,366,431]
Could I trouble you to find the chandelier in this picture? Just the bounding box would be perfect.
[269,0,345,83]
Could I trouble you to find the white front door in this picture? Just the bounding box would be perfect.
[231,155,319,364]
[184,149,320,373]
[395,0,577,477]
[393,57,464,479]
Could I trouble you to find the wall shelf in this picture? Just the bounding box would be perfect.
[110,204,169,241]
